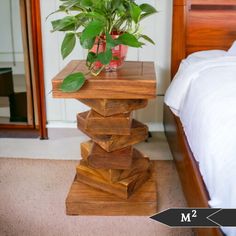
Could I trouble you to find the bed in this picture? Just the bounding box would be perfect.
[163,1,236,236]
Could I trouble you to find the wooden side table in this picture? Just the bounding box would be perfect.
[52,61,157,215]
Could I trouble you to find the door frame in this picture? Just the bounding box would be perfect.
[29,0,47,139]
[0,0,47,139]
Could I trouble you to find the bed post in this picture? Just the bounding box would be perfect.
[171,0,187,78]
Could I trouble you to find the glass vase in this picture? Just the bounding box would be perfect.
[90,33,128,72]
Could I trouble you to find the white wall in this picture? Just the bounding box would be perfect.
[40,0,173,130]
[0,0,25,74]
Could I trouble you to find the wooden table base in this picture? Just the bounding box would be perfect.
[67,98,158,215]
[66,161,157,216]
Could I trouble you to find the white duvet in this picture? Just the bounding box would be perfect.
[165,55,236,236]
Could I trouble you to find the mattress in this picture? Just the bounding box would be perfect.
[165,51,236,236]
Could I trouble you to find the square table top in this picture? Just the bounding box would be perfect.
[52,60,157,99]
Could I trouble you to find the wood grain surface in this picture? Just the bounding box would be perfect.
[76,153,151,199]
[85,110,132,135]
[78,98,148,116]
[52,61,156,99]
[80,142,150,183]
[78,115,148,152]
[76,168,150,199]
[88,143,133,170]
[171,0,236,77]
[66,176,157,215]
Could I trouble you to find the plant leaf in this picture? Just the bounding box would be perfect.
[97,49,112,65]
[62,0,81,11]
[130,2,142,24]
[51,16,75,32]
[80,37,96,49]
[140,34,155,45]
[140,3,157,14]
[106,33,118,50]
[140,12,155,20]
[140,3,157,20]
[117,3,126,15]
[111,0,122,11]
[61,72,85,92]
[61,33,76,59]
[80,20,104,48]
[83,12,106,23]
[86,51,97,67]
[117,33,142,48]
[80,0,93,7]
[46,6,66,20]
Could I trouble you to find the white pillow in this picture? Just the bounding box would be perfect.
[186,50,227,64]
[227,40,236,55]
[165,50,227,116]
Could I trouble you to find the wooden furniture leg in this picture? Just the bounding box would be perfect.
[66,99,157,215]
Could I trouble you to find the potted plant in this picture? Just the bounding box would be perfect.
[49,0,157,92]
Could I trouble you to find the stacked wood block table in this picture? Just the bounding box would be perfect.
[52,61,157,215]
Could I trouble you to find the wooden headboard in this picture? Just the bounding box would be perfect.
[171,0,236,77]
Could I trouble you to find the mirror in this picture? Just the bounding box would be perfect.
[0,0,30,124]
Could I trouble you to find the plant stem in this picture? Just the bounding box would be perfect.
[91,65,106,76]
[96,37,101,55]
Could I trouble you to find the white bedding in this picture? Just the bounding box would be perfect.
[165,54,236,236]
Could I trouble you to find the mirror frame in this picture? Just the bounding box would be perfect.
[0,0,47,139]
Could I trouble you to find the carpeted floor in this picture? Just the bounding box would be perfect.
[0,158,193,236]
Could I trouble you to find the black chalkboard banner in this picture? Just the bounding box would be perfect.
[150,208,236,227]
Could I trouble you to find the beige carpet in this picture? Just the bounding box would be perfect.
[0,158,193,236]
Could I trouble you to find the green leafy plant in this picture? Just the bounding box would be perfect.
[49,0,157,92]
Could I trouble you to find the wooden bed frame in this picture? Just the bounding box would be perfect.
[164,0,236,235]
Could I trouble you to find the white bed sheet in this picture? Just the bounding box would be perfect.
[165,55,236,236]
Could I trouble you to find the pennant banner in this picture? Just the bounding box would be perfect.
[150,208,236,227]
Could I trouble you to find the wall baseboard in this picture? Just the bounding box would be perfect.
[46,121,78,129]
[47,121,164,132]
[147,122,164,132]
